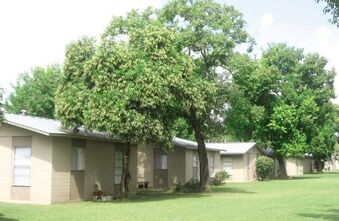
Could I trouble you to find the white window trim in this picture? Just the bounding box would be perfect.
[13,146,31,187]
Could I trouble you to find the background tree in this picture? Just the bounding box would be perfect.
[159,0,252,189]
[5,65,61,118]
[316,0,339,26]
[227,43,336,177]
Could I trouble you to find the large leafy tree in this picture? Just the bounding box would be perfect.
[227,43,336,177]
[159,0,251,189]
[56,11,201,196]
[316,0,339,26]
[58,0,251,192]
[5,65,61,118]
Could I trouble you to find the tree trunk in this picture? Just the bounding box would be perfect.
[120,142,131,198]
[277,155,288,179]
[314,159,324,173]
[189,114,210,192]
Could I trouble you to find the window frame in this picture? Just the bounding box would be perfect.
[154,153,168,170]
[114,150,124,185]
[71,147,86,171]
[222,157,233,175]
[13,146,31,187]
[209,154,215,176]
[192,154,199,179]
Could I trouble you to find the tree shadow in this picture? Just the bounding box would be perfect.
[298,209,339,221]
[288,176,322,180]
[0,213,18,221]
[324,171,339,175]
[211,187,256,194]
[104,186,254,204]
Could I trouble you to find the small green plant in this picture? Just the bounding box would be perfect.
[256,156,275,181]
[170,179,201,193]
[211,170,229,185]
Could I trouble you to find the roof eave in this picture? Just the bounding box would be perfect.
[4,121,51,136]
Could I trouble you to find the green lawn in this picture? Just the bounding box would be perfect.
[1,172,339,221]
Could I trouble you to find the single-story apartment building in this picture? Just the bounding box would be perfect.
[137,138,221,189]
[0,113,139,204]
[0,113,264,204]
[209,142,264,182]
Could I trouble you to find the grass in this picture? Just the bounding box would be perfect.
[1,172,339,221]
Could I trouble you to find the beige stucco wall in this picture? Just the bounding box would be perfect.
[185,149,195,181]
[185,149,220,181]
[0,124,53,204]
[30,134,52,204]
[0,136,12,202]
[168,147,186,185]
[303,158,313,174]
[138,145,220,188]
[137,144,157,187]
[219,147,262,182]
[52,138,138,202]
[286,158,304,176]
[84,140,115,200]
[222,155,245,182]
[246,147,262,181]
[51,137,71,203]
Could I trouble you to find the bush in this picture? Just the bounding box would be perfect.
[256,156,275,181]
[170,178,201,193]
[211,170,229,185]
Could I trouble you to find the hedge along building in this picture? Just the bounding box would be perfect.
[0,113,138,204]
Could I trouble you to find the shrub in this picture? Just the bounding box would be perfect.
[256,156,275,181]
[170,178,201,193]
[211,170,229,185]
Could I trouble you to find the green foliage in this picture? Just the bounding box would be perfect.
[5,65,61,118]
[256,156,275,181]
[226,43,337,169]
[56,37,96,127]
[159,0,252,138]
[211,170,229,185]
[57,0,251,190]
[316,0,339,26]
[172,118,195,140]
[170,178,201,193]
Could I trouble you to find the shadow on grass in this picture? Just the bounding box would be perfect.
[288,175,322,180]
[211,187,256,194]
[0,213,18,221]
[323,171,339,175]
[109,186,254,204]
[270,174,322,181]
[298,209,339,221]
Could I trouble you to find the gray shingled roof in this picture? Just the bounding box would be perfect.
[4,114,258,154]
[4,113,117,140]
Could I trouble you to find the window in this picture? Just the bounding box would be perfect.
[13,147,31,186]
[114,151,124,184]
[192,154,199,179]
[154,154,168,170]
[209,155,214,176]
[222,158,233,175]
[72,147,86,171]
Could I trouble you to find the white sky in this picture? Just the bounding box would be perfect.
[0,0,338,103]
